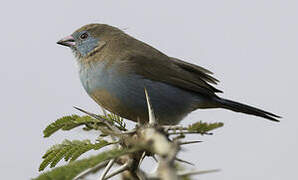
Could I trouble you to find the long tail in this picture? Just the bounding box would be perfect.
[216,98,281,122]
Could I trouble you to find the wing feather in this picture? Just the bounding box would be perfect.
[121,54,222,97]
[112,33,222,97]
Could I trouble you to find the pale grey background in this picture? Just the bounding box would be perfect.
[0,0,297,179]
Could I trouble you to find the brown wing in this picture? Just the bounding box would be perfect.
[108,31,222,97]
[121,53,222,97]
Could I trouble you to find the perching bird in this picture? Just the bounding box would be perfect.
[57,24,280,125]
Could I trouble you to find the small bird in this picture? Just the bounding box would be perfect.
[57,24,280,125]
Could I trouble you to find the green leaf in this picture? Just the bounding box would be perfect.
[43,115,102,137]
[50,145,72,168]
[188,121,224,134]
[39,139,112,171]
[70,141,95,162]
[35,148,140,180]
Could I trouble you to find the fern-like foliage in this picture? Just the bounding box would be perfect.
[43,114,128,138]
[36,107,223,180]
[43,115,105,137]
[39,139,114,171]
[188,121,224,134]
[35,147,140,180]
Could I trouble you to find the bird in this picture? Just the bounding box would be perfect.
[57,23,280,125]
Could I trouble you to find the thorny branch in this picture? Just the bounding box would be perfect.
[37,88,222,180]
[77,89,219,179]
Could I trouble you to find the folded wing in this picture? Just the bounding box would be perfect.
[122,54,222,97]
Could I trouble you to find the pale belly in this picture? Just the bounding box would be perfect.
[78,61,207,125]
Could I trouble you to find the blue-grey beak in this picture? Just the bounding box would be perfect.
[57,35,75,47]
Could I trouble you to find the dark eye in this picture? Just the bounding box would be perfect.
[80,33,88,40]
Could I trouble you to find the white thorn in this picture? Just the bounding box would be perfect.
[144,88,156,125]
[104,163,130,180]
[99,159,115,180]
[179,140,203,145]
[178,169,220,177]
[138,151,146,168]
[175,157,194,166]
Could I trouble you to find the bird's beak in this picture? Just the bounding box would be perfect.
[57,35,75,47]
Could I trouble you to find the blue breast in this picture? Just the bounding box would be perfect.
[78,60,205,124]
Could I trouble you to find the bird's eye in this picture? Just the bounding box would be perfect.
[80,33,88,40]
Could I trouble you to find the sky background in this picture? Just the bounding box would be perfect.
[0,0,297,179]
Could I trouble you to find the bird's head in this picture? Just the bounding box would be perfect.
[57,24,121,59]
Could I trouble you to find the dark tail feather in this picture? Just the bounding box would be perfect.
[217,98,281,122]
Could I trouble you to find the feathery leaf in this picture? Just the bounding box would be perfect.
[43,115,104,137]
[39,139,113,171]
[188,121,224,134]
[35,148,139,180]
